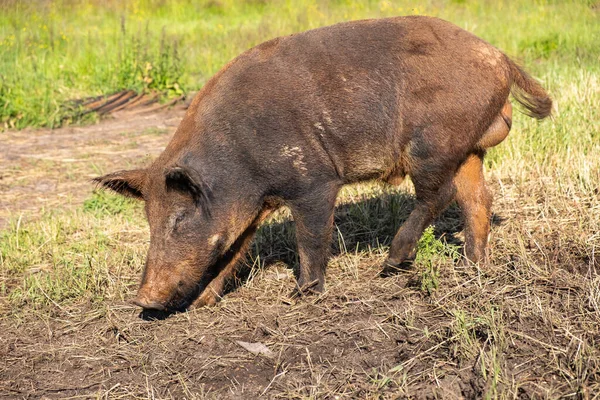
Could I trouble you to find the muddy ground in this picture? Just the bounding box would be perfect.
[0,106,599,399]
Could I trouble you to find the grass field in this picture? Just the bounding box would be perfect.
[1,0,599,398]
[1,0,598,129]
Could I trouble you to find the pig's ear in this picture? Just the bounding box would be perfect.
[93,169,147,200]
[165,166,212,216]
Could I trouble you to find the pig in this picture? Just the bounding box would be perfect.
[95,16,552,311]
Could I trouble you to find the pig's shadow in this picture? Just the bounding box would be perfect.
[139,190,505,319]
[233,190,504,291]
[139,308,176,321]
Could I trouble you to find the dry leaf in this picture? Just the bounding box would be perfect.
[235,341,275,358]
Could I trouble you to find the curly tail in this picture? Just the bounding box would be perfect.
[506,57,552,119]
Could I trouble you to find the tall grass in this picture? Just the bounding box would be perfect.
[0,0,598,129]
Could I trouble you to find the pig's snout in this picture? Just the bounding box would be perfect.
[132,286,168,311]
[132,296,166,311]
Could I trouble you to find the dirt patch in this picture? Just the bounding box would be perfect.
[1,254,598,398]
[0,106,185,229]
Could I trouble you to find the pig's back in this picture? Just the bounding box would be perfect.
[187,16,510,183]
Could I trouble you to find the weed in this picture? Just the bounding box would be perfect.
[414,226,459,295]
[115,24,184,96]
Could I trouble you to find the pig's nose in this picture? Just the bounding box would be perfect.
[132,293,166,310]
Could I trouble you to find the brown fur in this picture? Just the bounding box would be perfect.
[190,207,276,308]
[477,101,512,149]
[95,16,552,310]
[454,152,491,262]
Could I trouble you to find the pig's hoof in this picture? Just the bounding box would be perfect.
[380,258,413,277]
[458,256,487,268]
[189,290,219,309]
[290,279,323,298]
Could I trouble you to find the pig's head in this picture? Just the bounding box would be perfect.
[94,164,257,311]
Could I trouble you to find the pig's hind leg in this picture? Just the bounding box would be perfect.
[454,103,511,263]
[383,145,496,273]
[383,159,458,273]
[289,183,340,294]
[454,152,492,264]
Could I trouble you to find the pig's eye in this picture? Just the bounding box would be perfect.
[172,211,187,230]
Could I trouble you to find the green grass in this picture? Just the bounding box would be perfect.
[1,0,598,129]
[83,190,140,217]
[0,192,146,312]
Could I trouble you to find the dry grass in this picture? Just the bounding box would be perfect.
[1,160,598,397]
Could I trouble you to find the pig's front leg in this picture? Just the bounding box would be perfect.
[289,184,339,294]
[190,207,274,308]
[191,259,238,307]
[190,234,255,308]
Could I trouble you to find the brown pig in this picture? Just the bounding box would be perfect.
[95,16,551,311]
